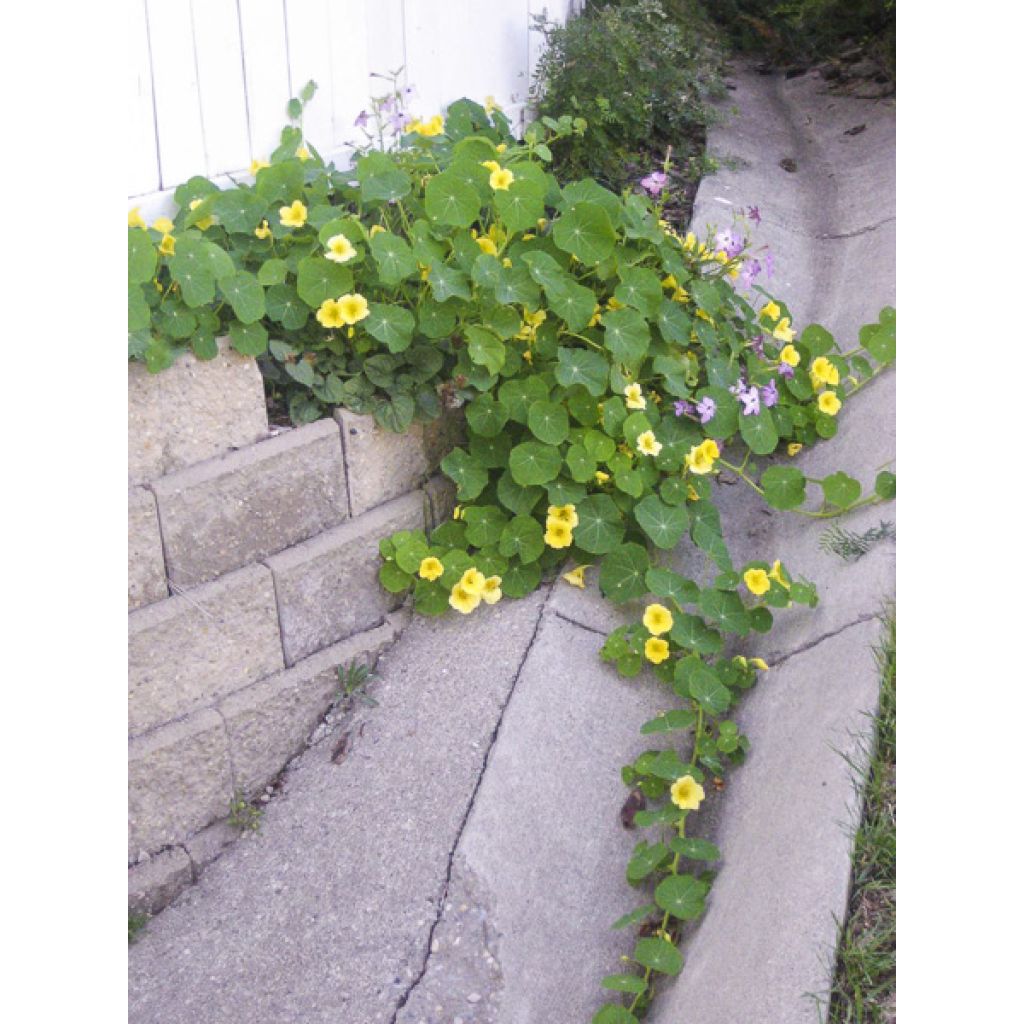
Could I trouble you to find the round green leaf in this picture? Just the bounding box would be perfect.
[553,200,616,264]
[227,320,268,357]
[441,449,489,500]
[356,151,411,203]
[265,284,309,329]
[646,568,699,606]
[128,229,157,284]
[425,170,482,228]
[501,560,543,598]
[633,936,683,976]
[463,505,509,548]
[670,836,721,861]
[669,614,722,654]
[654,874,709,921]
[465,394,509,438]
[599,543,650,604]
[369,231,417,284]
[698,589,750,636]
[365,303,415,353]
[822,471,862,507]
[498,515,545,563]
[296,258,353,307]
[761,466,806,511]
[496,471,543,515]
[527,400,569,446]
[554,347,609,397]
[739,408,779,456]
[875,470,896,499]
[634,495,689,550]
[465,325,506,375]
[509,441,562,486]
[574,494,625,554]
[601,308,651,367]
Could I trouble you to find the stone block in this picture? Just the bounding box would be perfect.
[128,564,283,737]
[265,490,425,665]
[151,419,347,588]
[219,621,397,793]
[423,473,458,529]
[128,337,268,486]
[128,710,234,855]
[128,487,168,610]
[335,408,463,516]
[184,819,238,878]
[128,846,193,916]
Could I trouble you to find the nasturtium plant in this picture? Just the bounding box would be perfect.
[127,81,896,1021]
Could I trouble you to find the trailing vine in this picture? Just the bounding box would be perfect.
[127,82,895,1019]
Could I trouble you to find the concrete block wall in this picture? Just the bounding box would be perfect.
[128,344,458,913]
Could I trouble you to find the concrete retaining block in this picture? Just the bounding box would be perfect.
[129,709,234,856]
[129,847,193,916]
[128,338,268,486]
[128,564,284,737]
[265,490,426,666]
[128,487,168,610]
[184,820,237,879]
[151,419,348,588]
[423,472,457,529]
[219,620,397,794]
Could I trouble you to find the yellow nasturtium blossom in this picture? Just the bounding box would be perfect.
[408,114,444,137]
[316,298,346,329]
[254,219,272,239]
[594,470,610,485]
[772,317,796,342]
[480,159,501,173]
[544,520,573,549]
[687,483,699,501]
[279,200,308,228]
[636,431,663,457]
[779,344,800,367]
[502,257,513,269]
[810,356,840,389]
[818,391,842,416]
[644,637,670,664]
[460,568,486,596]
[369,224,386,237]
[336,293,370,325]
[296,146,311,161]
[683,231,697,252]
[624,382,646,410]
[671,775,705,811]
[743,568,771,596]
[562,565,590,589]
[769,560,790,589]
[475,236,498,257]
[250,158,269,175]
[418,557,444,582]
[787,442,803,457]
[496,143,507,153]
[750,657,769,671]
[189,198,214,231]
[158,234,175,256]
[481,576,503,605]
[489,167,515,191]
[671,286,690,304]
[761,300,781,322]
[661,274,678,291]
[547,504,579,529]
[484,95,501,114]
[605,297,625,311]
[684,439,720,475]
[449,582,481,614]
[325,234,357,264]
[152,216,174,234]
[642,604,673,636]
[127,207,146,229]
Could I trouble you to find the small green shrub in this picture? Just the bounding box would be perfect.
[228,792,263,833]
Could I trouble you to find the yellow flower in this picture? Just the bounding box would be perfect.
[496,143,507,153]
[152,216,173,234]
[787,442,803,457]
[449,582,481,614]
[779,344,800,367]
[369,224,386,237]
[189,198,215,230]
[624,383,646,410]
[713,251,729,265]
[537,217,548,231]
[684,439,719,475]
[810,356,840,389]
[127,207,146,229]
[480,159,501,173]
[661,274,678,290]
[733,655,748,669]
[642,604,673,636]
[636,430,662,457]
[476,236,499,257]
[336,293,370,325]
[250,158,269,175]
[818,391,842,416]
[587,305,603,327]
[481,576,503,605]
[489,167,515,191]
[502,257,513,268]
[645,637,670,664]
[695,309,714,324]
[418,556,444,581]
[594,470,610,485]
[743,568,771,596]
[485,95,502,115]
[562,565,590,589]
[670,775,705,811]
[453,505,464,520]
[671,287,690,304]
[254,219,272,239]
[421,114,445,136]
[687,483,699,501]
[544,520,573,549]
[158,233,175,256]
[296,146,311,161]
[316,298,346,329]
[606,297,625,311]
[460,568,486,595]
[279,200,308,228]
[522,349,533,363]
[768,560,789,589]
[683,232,697,252]
[772,317,796,342]
[750,657,769,671]
[325,234,357,264]
[547,504,579,529]
[760,300,781,322]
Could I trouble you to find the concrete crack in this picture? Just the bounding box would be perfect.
[387,584,555,1023]
[551,610,611,637]
[815,215,895,240]
[769,612,878,669]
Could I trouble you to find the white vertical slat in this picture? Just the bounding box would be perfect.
[326,0,372,154]
[128,0,161,197]
[402,0,446,120]
[145,0,207,192]
[364,0,406,85]
[237,0,293,164]
[191,0,251,175]
[284,0,335,155]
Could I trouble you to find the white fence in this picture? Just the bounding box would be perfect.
[129,0,580,219]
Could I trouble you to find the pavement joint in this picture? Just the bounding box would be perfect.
[550,609,611,638]
[768,610,879,670]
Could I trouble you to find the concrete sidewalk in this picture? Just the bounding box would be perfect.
[130,66,895,1024]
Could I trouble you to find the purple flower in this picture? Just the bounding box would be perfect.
[674,399,696,418]
[761,379,779,408]
[388,110,411,134]
[640,170,668,196]
[762,250,775,279]
[747,205,761,226]
[728,378,747,397]
[778,361,794,380]
[354,109,370,128]
[749,334,766,359]
[715,228,745,259]
[696,396,717,424]
[739,258,762,290]
[738,385,761,416]
[379,95,394,114]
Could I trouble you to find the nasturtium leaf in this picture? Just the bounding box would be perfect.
[646,568,699,606]
[379,560,413,594]
[615,267,663,318]
[648,748,690,781]
[626,841,670,881]
[128,229,157,284]
[154,301,196,340]
[213,189,268,234]
[190,331,218,360]
[463,505,509,548]
[413,579,450,616]
[641,709,698,734]
[574,494,625,554]
[690,278,721,316]
[265,284,309,329]
[496,471,543,515]
[228,320,268,357]
[509,441,562,486]
[465,325,505,375]
[494,264,541,308]
[749,606,774,633]
[862,319,896,364]
[364,303,415,353]
[527,400,570,445]
[565,444,598,482]
[670,837,721,861]
[599,543,650,603]
[219,270,265,323]
[669,613,722,654]
[657,299,692,343]
[680,658,732,715]
[469,433,513,469]
[600,975,647,995]
[501,560,543,598]
[425,169,481,227]
[655,874,709,921]
[790,581,819,606]
[602,308,651,367]
[633,937,683,976]
[369,232,417,284]
[634,495,689,550]
[800,323,835,358]
[552,200,616,264]
[689,500,733,571]
[583,429,616,461]
[739,407,779,455]
[498,376,549,422]
[546,278,598,332]
[295,258,353,308]
[875,470,896,499]
[127,285,150,331]
[698,589,750,636]
[498,515,545,563]
[465,394,508,437]
[441,448,489,500]
[592,1004,641,1024]
[815,413,839,440]
[555,347,609,397]
[428,264,472,302]
[761,465,807,510]
[356,151,411,203]
[634,806,684,827]
[393,535,431,574]
[417,299,456,339]
[494,177,546,232]
[822,471,862,507]
[256,258,288,286]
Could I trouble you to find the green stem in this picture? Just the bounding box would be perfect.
[560,330,603,352]
[717,458,764,496]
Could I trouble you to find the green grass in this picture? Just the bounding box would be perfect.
[128,911,149,945]
[825,606,896,1023]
